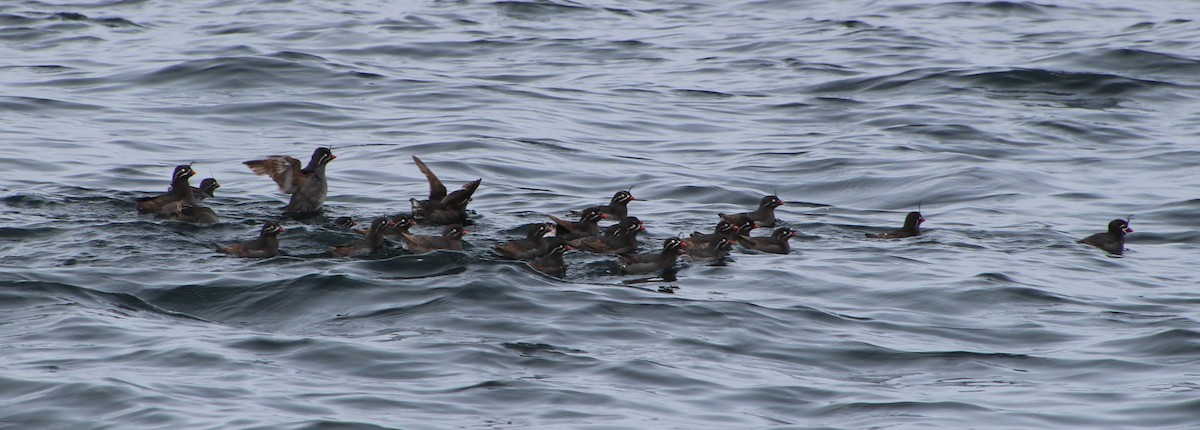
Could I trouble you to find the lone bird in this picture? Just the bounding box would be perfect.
[586,190,636,222]
[685,237,733,263]
[617,237,686,275]
[192,178,221,201]
[400,224,468,254]
[217,221,285,258]
[385,214,417,238]
[244,146,336,214]
[494,223,556,260]
[409,156,481,225]
[530,243,571,277]
[1079,218,1132,255]
[548,207,605,241]
[737,227,797,254]
[866,211,925,239]
[720,195,784,228]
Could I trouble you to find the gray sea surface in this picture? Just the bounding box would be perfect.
[2,0,1199,429]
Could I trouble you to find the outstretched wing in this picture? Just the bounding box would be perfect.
[412,156,447,202]
[442,178,481,209]
[245,156,305,194]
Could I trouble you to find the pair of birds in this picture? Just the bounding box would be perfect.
[857,209,1130,254]
[334,215,470,257]
[243,147,481,226]
[216,148,478,258]
[135,164,222,223]
[856,209,1129,255]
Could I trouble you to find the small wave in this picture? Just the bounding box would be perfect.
[0,11,142,28]
[960,68,1174,97]
[809,66,1174,107]
[0,279,203,321]
[0,96,104,112]
[883,1,1057,17]
[134,56,368,91]
[491,1,597,18]
[1035,48,1200,83]
[1093,328,1200,358]
[816,399,993,418]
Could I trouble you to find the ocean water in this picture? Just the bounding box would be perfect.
[2,0,1199,428]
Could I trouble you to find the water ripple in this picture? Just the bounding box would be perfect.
[2,0,1199,428]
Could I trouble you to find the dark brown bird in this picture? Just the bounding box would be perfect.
[617,237,686,274]
[385,214,417,237]
[333,216,357,229]
[589,190,636,236]
[244,146,336,214]
[1079,218,1132,255]
[409,156,481,225]
[590,190,635,221]
[191,178,221,201]
[737,227,797,254]
[400,224,468,254]
[136,164,198,215]
[570,217,644,254]
[494,223,556,260]
[217,221,284,258]
[548,207,605,241]
[720,195,785,228]
[867,211,925,239]
[685,237,733,263]
[329,217,392,257]
[682,219,740,249]
[529,243,571,277]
